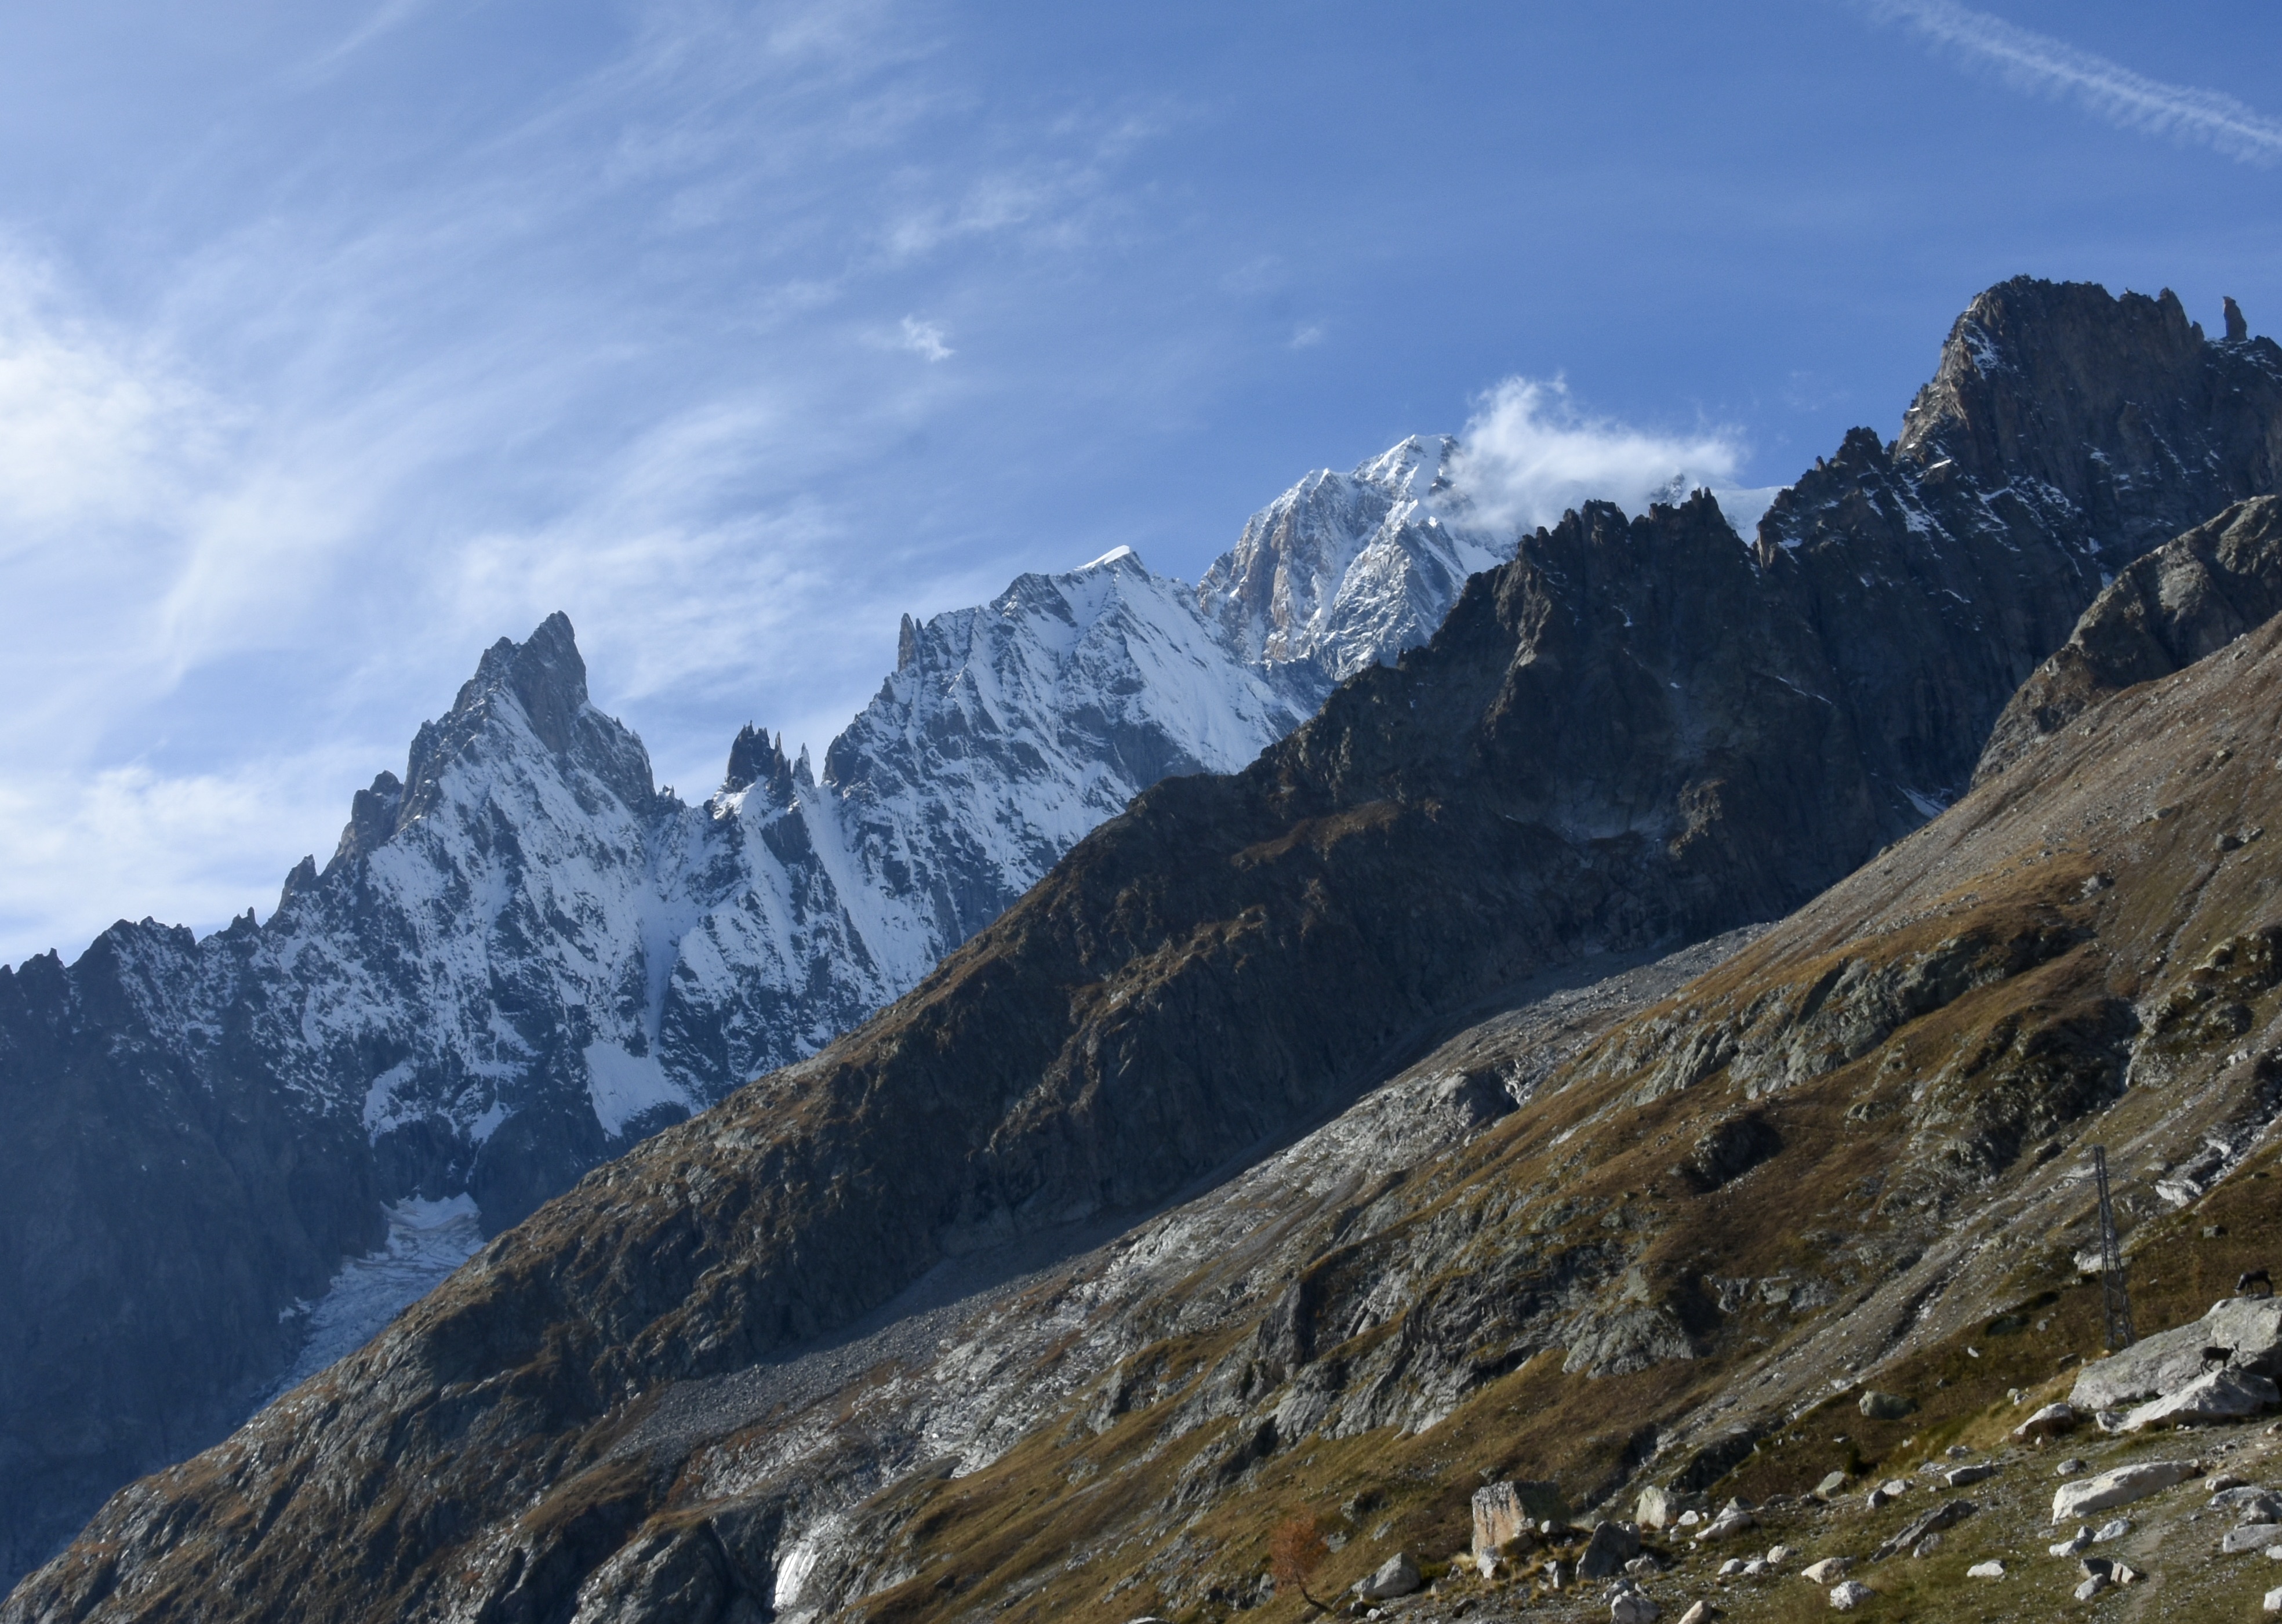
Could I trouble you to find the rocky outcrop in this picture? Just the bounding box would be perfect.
[1764,279,2282,818]
[1978,495,2282,781]
[2071,1296,2282,1410]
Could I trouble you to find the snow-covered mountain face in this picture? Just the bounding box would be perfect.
[1198,435,1506,688]
[220,442,1505,1241]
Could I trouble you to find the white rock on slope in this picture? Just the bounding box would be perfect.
[2052,1460,2201,1522]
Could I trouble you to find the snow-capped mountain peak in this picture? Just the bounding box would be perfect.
[1197,433,1503,686]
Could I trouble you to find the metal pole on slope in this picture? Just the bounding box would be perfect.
[2092,1145,2135,1351]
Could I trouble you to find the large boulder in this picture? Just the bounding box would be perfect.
[1858,1390,1917,1421]
[2053,1460,2201,1522]
[2072,1298,2282,1410]
[1360,1553,1421,1601]
[2120,1368,2280,1431]
[1472,1480,1564,1553]
[2012,1401,2080,1441]
[1579,1521,1643,1579]
[1611,1590,1660,1624]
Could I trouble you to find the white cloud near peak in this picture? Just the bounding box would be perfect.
[1445,377,1748,536]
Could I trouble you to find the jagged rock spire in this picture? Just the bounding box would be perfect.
[723,724,796,798]
[2228,295,2250,342]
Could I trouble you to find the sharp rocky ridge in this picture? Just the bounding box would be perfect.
[9,277,2282,1621]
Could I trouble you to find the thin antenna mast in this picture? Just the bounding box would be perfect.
[2092,1145,2135,1351]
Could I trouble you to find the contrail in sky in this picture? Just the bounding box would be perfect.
[1867,0,2282,165]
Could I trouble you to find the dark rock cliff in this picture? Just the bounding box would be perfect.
[1976,494,2282,780]
[15,278,2282,1623]
[0,924,382,1582]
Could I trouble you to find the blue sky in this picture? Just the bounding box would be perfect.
[4,0,2281,965]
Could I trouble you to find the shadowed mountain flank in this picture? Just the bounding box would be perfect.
[1976,493,2282,782]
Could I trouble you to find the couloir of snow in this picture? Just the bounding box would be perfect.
[269,1196,485,1393]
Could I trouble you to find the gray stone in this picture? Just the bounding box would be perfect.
[1814,1471,1848,1498]
[1579,1521,1643,1578]
[2092,1517,2132,1541]
[2070,1296,2282,1410]
[1677,1604,1714,1624]
[1872,1499,1978,1561]
[1829,1580,1875,1611]
[1360,1554,1421,1601]
[2120,1368,2280,1431]
[1967,1559,2005,1578]
[1473,1481,1561,1554]
[2052,1459,2201,1521]
[1635,1485,1678,1531]
[2225,1525,2282,1554]
[1945,1463,1997,1487]
[1800,1557,1852,1583]
[2268,1584,2282,1615]
[1858,1390,1916,1421]
[2051,1527,2093,1556]
[1610,1593,1660,1624]
[2012,1400,2080,1441]
[2074,1574,2109,1601]
[2056,1458,2091,1476]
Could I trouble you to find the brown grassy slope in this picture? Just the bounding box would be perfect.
[806,609,2282,1624]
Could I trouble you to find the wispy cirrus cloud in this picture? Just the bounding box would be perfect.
[897,315,953,361]
[1866,0,2282,165]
